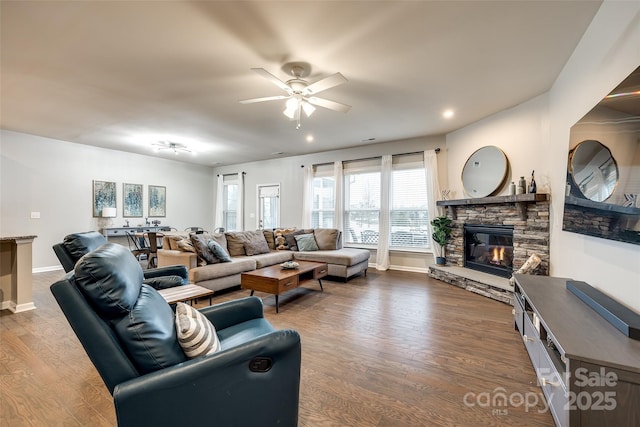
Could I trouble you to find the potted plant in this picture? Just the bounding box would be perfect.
[431,215,453,265]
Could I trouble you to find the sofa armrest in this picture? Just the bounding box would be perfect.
[143,265,189,283]
[112,329,301,427]
[199,296,264,330]
[157,249,198,269]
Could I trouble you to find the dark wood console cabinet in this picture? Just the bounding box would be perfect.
[513,274,640,427]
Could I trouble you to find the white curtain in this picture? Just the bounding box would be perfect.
[214,174,224,230]
[236,172,244,231]
[376,155,392,270]
[301,165,314,228]
[333,161,344,232]
[424,150,442,261]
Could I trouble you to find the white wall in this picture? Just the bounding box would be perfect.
[447,1,640,312]
[0,130,215,270]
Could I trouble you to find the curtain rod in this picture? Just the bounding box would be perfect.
[302,148,440,168]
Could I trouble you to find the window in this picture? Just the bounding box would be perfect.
[311,177,335,228]
[390,168,429,248]
[344,160,381,245]
[222,176,238,231]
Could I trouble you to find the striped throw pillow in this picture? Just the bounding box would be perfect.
[175,303,221,358]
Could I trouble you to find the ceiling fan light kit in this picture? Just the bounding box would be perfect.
[241,62,351,129]
[152,141,192,155]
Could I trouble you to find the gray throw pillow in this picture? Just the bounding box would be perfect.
[284,229,306,251]
[244,238,270,256]
[207,239,232,262]
[190,234,217,264]
[295,233,319,251]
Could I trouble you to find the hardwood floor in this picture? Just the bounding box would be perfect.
[0,269,554,426]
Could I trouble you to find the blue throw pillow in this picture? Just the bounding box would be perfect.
[294,233,319,252]
[207,239,232,262]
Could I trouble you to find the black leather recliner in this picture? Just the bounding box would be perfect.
[53,231,189,288]
[50,243,301,427]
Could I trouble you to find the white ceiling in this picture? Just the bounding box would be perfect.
[0,1,602,166]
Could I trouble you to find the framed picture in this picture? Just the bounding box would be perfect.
[93,180,117,217]
[148,185,166,217]
[123,183,143,217]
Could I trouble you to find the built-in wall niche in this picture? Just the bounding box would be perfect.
[563,65,640,245]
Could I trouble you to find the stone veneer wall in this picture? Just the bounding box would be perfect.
[445,200,550,274]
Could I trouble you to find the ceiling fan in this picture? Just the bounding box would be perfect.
[240,62,351,129]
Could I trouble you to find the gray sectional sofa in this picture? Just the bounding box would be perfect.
[157,228,370,293]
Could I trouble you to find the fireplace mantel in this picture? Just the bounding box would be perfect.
[437,193,549,220]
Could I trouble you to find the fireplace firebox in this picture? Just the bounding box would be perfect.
[464,224,514,278]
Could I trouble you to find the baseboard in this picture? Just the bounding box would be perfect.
[33,265,64,273]
[0,301,36,313]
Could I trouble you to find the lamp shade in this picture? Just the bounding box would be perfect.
[102,207,117,218]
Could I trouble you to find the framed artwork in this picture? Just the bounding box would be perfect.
[123,183,143,217]
[148,185,166,217]
[93,180,117,217]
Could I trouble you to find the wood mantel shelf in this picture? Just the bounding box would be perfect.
[436,193,549,220]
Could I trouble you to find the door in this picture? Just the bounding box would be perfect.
[257,184,280,229]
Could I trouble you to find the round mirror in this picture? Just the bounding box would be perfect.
[569,140,618,202]
[461,146,508,197]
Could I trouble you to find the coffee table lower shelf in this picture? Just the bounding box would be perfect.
[241,261,328,313]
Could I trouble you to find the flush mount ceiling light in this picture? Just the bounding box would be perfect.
[152,141,192,155]
[240,61,351,130]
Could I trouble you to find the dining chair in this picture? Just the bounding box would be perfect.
[126,231,151,263]
[143,231,161,269]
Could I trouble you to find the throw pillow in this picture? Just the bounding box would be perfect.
[190,234,217,264]
[263,230,276,250]
[295,233,319,251]
[313,228,341,250]
[175,238,196,253]
[284,229,306,251]
[175,302,221,359]
[244,238,270,256]
[207,239,232,262]
[274,227,296,250]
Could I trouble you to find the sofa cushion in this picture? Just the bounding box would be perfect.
[114,284,187,374]
[74,243,143,319]
[313,229,341,250]
[208,240,232,262]
[293,248,370,267]
[243,250,294,269]
[189,258,257,283]
[295,233,319,251]
[225,230,268,257]
[284,229,306,251]
[142,275,184,290]
[175,302,221,358]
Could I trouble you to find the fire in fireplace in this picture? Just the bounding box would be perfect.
[464,224,514,278]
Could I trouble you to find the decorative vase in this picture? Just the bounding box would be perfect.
[509,182,516,195]
[529,170,537,194]
[435,256,446,266]
[517,176,526,195]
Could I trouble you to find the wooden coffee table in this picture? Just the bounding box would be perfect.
[158,284,215,305]
[241,261,328,313]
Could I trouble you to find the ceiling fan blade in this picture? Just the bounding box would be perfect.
[307,96,352,113]
[305,72,348,95]
[240,95,289,104]
[251,68,291,93]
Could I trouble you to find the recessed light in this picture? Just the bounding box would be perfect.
[443,109,454,119]
[306,135,314,143]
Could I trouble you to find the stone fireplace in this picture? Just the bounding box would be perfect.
[428,194,550,304]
